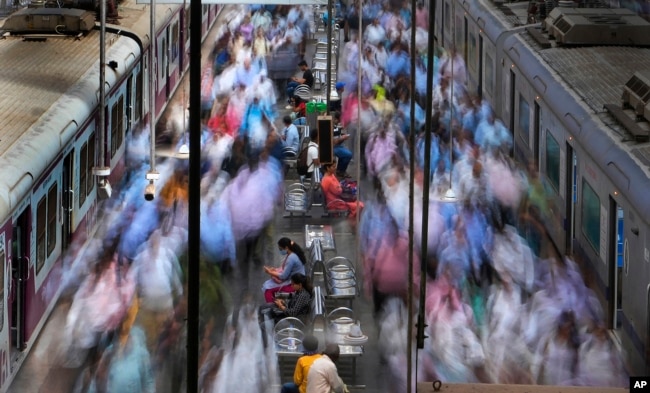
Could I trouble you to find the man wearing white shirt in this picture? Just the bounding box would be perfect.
[306,128,320,180]
[306,344,345,393]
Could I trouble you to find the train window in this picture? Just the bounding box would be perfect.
[88,133,96,197]
[455,15,462,52]
[444,2,450,37]
[36,196,46,272]
[485,53,494,95]
[172,22,179,62]
[519,94,530,146]
[79,133,96,209]
[545,130,560,192]
[581,179,601,253]
[135,71,143,123]
[79,141,88,208]
[468,32,476,71]
[36,183,58,273]
[47,184,57,257]
[111,96,125,158]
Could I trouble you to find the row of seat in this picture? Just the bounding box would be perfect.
[308,238,358,308]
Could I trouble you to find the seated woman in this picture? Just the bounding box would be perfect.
[321,162,364,219]
[289,95,307,125]
[259,273,314,325]
[261,237,307,302]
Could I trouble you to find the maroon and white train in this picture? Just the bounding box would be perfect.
[0,2,219,390]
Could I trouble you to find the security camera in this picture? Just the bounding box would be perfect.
[144,182,155,201]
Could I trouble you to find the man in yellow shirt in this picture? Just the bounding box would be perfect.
[281,335,321,393]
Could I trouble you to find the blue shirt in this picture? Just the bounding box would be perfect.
[283,123,300,153]
[278,252,305,281]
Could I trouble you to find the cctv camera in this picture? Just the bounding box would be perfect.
[144,182,155,201]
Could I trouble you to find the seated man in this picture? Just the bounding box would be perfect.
[305,128,320,180]
[306,343,346,393]
[320,162,363,219]
[282,115,300,155]
[332,112,352,178]
[281,335,321,393]
[286,60,314,103]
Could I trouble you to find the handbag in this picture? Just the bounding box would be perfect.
[340,179,357,202]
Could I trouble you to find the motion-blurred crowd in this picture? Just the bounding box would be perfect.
[47,1,628,392]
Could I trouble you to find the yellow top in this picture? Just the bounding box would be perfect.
[294,353,322,393]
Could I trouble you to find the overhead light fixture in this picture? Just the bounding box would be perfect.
[145,170,160,180]
[178,143,190,155]
[443,188,457,201]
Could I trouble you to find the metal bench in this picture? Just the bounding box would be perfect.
[310,286,327,344]
[307,238,326,287]
[284,182,310,217]
[324,256,358,308]
[305,224,336,251]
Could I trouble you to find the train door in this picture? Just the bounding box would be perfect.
[608,198,625,331]
[126,75,133,132]
[10,209,29,354]
[61,152,73,252]
[564,143,576,253]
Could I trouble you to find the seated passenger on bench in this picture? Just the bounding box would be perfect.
[262,237,307,302]
[321,162,364,219]
[259,273,314,325]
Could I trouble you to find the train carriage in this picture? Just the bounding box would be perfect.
[0,2,218,390]
[435,0,650,375]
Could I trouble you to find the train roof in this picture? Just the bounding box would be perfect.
[0,0,181,221]
[485,1,650,222]
[0,0,181,157]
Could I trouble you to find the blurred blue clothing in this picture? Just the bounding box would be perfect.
[239,101,271,139]
[399,8,412,29]
[234,63,259,88]
[414,63,427,96]
[385,50,410,80]
[88,327,155,393]
[397,100,425,135]
[334,145,352,173]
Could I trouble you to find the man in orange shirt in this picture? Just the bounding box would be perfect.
[281,335,321,393]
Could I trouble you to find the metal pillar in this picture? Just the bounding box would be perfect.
[187,0,201,391]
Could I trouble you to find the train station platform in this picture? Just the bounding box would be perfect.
[7,3,630,393]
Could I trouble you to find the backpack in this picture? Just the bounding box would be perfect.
[296,145,310,176]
